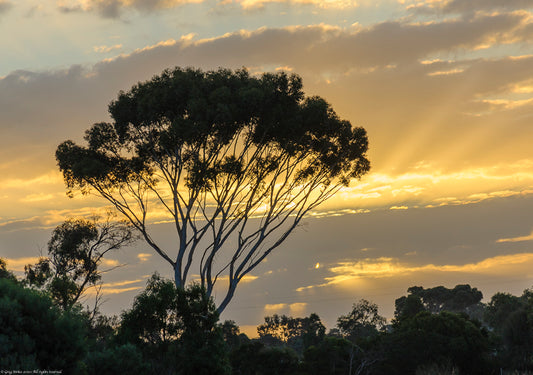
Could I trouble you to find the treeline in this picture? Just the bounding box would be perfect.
[3,255,533,375]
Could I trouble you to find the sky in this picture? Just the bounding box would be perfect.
[1,0,533,336]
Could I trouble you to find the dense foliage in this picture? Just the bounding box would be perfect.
[4,256,533,374]
[0,278,87,373]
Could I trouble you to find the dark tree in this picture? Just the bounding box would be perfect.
[484,291,525,333]
[221,320,246,351]
[118,273,230,375]
[332,300,385,374]
[0,278,87,372]
[84,343,149,375]
[393,294,425,325]
[484,289,533,371]
[337,299,386,340]
[24,217,135,312]
[257,313,326,354]
[230,341,300,375]
[394,284,483,319]
[0,258,17,282]
[56,67,370,312]
[304,336,355,375]
[380,311,492,375]
[118,274,182,348]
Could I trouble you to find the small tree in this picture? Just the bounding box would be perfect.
[258,313,326,354]
[0,258,17,282]
[56,67,370,312]
[337,299,386,341]
[118,274,230,375]
[24,217,135,312]
[335,300,385,375]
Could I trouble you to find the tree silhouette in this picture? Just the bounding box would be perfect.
[337,299,386,340]
[56,67,370,312]
[25,217,135,313]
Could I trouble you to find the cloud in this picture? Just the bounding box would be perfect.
[0,1,12,15]
[2,256,41,272]
[101,258,121,267]
[264,303,287,311]
[219,274,259,283]
[163,13,532,72]
[322,161,533,214]
[2,16,533,230]
[25,5,45,17]
[1,15,531,150]
[225,0,357,10]
[289,302,307,315]
[93,44,123,53]
[263,302,308,315]
[84,278,145,295]
[410,0,533,15]
[57,0,203,18]
[297,253,533,291]
[497,230,533,243]
[0,217,49,232]
[0,205,111,232]
[137,253,152,262]
[20,193,56,203]
[3,171,62,189]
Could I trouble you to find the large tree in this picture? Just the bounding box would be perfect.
[56,67,370,312]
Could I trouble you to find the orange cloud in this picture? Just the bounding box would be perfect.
[137,253,152,262]
[218,274,259,283]
[263,302,308,315]
[497,230,533,243]
[19,193,56,203]
[2,257,41,272]
[85,278,145,295]
[289,302,307,315]
[297,253,533,291]
[101,258,121,267]
[264,303,287,311]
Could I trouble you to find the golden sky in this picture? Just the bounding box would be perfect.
[1,0,533,333]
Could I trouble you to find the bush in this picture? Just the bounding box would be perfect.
[0,278,87,373]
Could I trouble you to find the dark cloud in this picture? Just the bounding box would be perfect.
[0,217,54,234]
[410,0,533,15]
[58,0,199,19]
[57,5,83,13]
[163,12,531,71]
[95,0,121,18]
[0,0,13,15]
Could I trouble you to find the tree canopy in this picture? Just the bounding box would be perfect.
[394,284,483,319]
[56,67,370,312]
